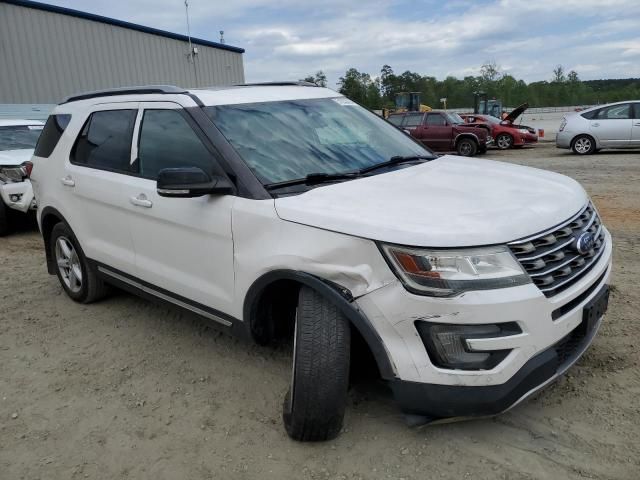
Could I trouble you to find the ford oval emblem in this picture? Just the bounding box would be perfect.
[575,232,595,255]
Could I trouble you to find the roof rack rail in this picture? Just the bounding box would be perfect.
[233,81,319,87]
[61,85,187,104]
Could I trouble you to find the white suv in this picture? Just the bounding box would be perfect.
[31,83,612,441]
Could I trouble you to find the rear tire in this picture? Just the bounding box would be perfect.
[456,138,478,156]
[572,135,596,155]
[496,133,513,150]
[283,286,350,441]
[50,222,110,303]
[0,201,10,237]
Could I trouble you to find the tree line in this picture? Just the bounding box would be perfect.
[302,64,640,110]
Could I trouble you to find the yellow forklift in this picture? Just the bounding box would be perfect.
[383,92,431,118]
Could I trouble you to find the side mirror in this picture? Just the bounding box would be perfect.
[156,167,234,198]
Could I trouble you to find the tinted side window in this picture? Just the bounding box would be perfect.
[633,103,640,119]
[34,114,71,157]
[426,114,446,126]
[137,109,213,180]
[595,104,631,120]
[581,110,597,120]
[404,114,423,127]
[72,110,136,172]
[388,115,403,126]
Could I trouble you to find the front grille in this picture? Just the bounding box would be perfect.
[508,203,606,297]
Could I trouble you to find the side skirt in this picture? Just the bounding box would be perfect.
[92,261,245,337]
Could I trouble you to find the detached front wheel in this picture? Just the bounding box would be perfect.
[283,286,350,441]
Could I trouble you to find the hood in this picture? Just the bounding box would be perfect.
[274,156,587,247]
[0,149,34,166]
[504,102,529,124]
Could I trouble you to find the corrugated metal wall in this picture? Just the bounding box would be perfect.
[0,2,245,104]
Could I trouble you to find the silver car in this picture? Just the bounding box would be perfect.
[556,101,640,155]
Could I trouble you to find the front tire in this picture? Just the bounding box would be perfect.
[496,133,513,150]
[283,286,350,441]
[572,135,596,155]
[456,138,478,157]
[50,222,110,303]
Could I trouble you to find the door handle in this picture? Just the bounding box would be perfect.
[591,123,600,127]
[129,194,153,208]
[60,176,75,187]
[634,122,640,126]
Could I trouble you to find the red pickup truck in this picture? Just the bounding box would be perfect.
[388,111,492,156]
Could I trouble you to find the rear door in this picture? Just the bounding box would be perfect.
[119,101,236,318]
[589,103,633,146]
[63,103,138,274]
[422,113,452,151]
[632,103,640,145]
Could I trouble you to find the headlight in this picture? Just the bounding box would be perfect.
[0,165,29,183]
[519,129,530,134]
[380,244,531,297]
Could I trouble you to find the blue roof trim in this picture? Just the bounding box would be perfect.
[1,0,245,53]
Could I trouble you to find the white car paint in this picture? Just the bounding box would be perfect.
[275,155,587,247]
[0,120,43,216]
[31,85,612,420]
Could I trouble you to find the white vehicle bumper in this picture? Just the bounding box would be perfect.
[355,229,612,419]
[0,180,36,213]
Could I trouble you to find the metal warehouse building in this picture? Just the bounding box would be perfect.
[0,0,245,110]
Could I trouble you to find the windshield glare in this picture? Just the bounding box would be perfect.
[205,98,433,185]
[0,125,42,151]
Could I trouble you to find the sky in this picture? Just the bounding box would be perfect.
[44,0,640,88]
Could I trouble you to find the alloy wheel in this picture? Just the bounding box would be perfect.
[574,137,592,154]
[55,236,83,293]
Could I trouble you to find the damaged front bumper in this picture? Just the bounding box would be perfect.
[0,179,36,213]
[354,232,612,421]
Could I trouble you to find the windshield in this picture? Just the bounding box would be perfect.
[0,125,43,151]
[446,113,464,125]
[205,98,433,184]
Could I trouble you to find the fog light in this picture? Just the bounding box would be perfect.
[415,322,520,370]
[10,194,21,202]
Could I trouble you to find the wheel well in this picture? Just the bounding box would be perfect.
[41,211,64,274]
[455,134,478,145]
[248,278,381,381]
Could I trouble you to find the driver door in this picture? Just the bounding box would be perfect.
[119,101,236,318]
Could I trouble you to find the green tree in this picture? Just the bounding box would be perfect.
[300,70,327,87]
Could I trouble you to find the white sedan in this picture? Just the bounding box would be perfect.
[0,119,44,235]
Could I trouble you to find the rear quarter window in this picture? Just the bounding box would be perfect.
[580,110,597,120]
[34,114,72,157]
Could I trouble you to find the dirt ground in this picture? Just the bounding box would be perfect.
[1,143,638,480]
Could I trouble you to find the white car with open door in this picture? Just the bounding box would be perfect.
[0,119,44,235]
[31,84,612,441]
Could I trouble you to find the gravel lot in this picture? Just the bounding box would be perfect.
[1,143,638,480]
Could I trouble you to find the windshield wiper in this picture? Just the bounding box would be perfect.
[264,171,360,191]
[358,155,433,175]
